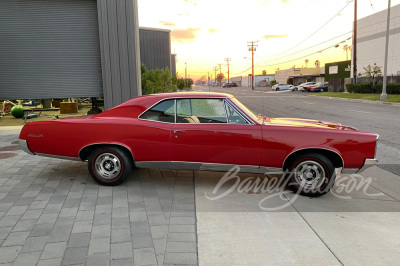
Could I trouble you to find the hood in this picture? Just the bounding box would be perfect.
[263,117,358,131]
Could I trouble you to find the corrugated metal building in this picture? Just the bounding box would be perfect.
[0,0,142,110]
[139,27,175,75]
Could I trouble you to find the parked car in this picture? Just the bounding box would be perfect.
[222,83,238,88]
[272,84,293,91]
[19,92,378,197]
[311,82,329,92]
[299,82,317,91]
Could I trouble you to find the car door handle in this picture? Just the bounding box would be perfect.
[173,130,186,134]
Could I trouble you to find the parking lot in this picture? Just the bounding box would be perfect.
[1,87,400,265]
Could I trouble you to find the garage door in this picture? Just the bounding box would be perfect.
[0,0,102,100]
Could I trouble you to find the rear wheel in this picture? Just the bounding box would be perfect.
[88,146,132,186]
[285,153,336,197]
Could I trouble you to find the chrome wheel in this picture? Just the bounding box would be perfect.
[293,160,326,190]
[94,153,121,180]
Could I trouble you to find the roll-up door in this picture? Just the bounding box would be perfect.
[0,0,102,100]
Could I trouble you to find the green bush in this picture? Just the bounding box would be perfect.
[270,80,277,87]
[346,83,355,93]
[346,83,400,94]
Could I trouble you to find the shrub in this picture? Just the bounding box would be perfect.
[346,83,355,93]
[270,80,277,87]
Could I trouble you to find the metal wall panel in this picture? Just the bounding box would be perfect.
[0,0,102,100]
[98,0,141,110]
[139,28,172,72]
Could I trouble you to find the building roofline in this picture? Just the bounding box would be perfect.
[139,27,171,33]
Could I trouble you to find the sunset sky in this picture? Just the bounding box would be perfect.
[138,0,400,80]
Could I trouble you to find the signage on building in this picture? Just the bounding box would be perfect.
[329,66,338,74]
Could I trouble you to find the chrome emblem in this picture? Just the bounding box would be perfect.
[28,134,43,138]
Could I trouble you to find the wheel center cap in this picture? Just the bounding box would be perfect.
[306,172,313,179]
[104,161,114,171]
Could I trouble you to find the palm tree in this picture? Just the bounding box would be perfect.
[343,45,352,60]
[315,60,320,67]
[305,59,309,68]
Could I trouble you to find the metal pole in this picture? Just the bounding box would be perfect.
[252,45,255,90]
[353,0,358,84]
[381,0,391,100]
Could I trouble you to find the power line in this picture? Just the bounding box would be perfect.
[273,1,352,57]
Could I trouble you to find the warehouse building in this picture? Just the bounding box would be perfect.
[356,3,400,80]
[0,0,175,110]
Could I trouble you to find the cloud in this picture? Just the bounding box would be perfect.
[178,13,189,16]
[159,21,175,27]
[263,34,288,39]
[208,28,219,33]
[281,0,289,3]
[171,28,200,42]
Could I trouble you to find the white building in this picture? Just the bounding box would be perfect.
[356,4,400,78]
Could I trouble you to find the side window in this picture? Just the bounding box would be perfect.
[140,99,175,123]
[177,99,227,124]
[225,103,248,124]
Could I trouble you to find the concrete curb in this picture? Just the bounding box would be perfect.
[308,94,400,107]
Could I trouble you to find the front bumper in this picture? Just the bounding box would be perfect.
[357,158,378,173]
[18,139,35,155]
[341,158,378,174]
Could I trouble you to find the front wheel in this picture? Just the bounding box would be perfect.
[285,153,336,197]
[88,146,133,186]
[276,87,280,91]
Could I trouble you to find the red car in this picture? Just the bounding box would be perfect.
[19,92,378,197]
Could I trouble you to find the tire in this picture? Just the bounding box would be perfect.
[294,88,298,91]
[285,153,336,197]
[276,87,280,91]
[88,146,133,186]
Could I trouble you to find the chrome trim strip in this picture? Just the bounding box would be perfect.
[282,147,344,169]
[135,161,171,169]
[135,161,283,174]
[35,153,82,161]
[375,134,379,158]
[18,139,35,155]
[78,143,135,161]
[357,158,378,173]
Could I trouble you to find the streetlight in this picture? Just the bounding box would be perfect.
[381,0,391,100]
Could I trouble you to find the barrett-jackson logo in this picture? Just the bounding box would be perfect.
[28,134,43,138]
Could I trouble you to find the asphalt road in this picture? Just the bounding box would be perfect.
[196,86,400,175]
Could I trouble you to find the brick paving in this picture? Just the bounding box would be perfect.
[0,133,198,265]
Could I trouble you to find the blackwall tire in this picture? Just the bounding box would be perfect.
[285,153,336,197]
[88,146,132,186]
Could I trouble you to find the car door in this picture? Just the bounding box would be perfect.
[134,99,175,164]
[170,98,262,170]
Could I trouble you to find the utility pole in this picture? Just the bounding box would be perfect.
[185,62,188,88]
[225,58,231,83]
[248,41,258,90]
[213,67,218,84]
[353,0,358,84]
[381,0,391,100]
[218,64,223,86]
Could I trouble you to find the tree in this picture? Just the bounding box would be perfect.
[343,45,352,61]
[262,70,267,75]
[315,60,320,67]
[216,73,225,86]
[141,63,178,94]
[305,59,309,68]
[358,64,382,86]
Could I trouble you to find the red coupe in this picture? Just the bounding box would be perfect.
[19,92,378,197]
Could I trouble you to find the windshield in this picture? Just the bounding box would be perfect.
[230,97,259,122]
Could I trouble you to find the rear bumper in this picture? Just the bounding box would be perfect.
[18,139,35,155]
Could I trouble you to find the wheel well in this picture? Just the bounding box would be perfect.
[283,148,343,170]
[79,144,134,162]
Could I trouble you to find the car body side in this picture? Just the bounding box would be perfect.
[19,93,378,174]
